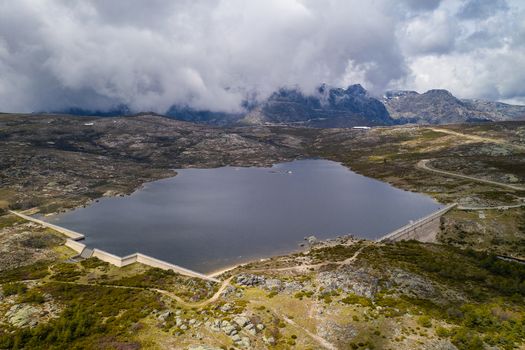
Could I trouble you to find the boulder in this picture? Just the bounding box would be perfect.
[236,274,265,287]
[221,321,236,335]
[233,315,250,328]
[263,336,276,345]
[317,265,379,298]
[306,235,318,244]
[264,278,283,291]
[238,336,251,348]
[220,303,232,312]
[6,304,40,328]
[157,310,172,322]
[244,323,257,335]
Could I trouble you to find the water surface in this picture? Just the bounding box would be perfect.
[44,160,442,273]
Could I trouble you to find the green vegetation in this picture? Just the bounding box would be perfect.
[2,282,27,296]
[0,261,50,283]
[417,315,432,328]
[18,289,46,304]
[104,267,217,302]
[310,243,362,263]
[341,293,372,307]
[293,290,314,300]
[368,241,525,300]
[0,283,162,350]
[0,214,23,229]
[361,241,525,349]
[105,267,177,289]
[79,257,109,270]
[50,263,82,282]
[19,232,63,249]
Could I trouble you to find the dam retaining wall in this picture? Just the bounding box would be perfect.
[90,250,218,282]
[92,249,128,267]
[9,210,219,282]
[10,211,85,240]
[377,203,457,243]
[65,238,87,253]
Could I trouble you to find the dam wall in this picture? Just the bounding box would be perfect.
[377,203,457,243]
[92,249,128,267]
[90,250,219,282]
[135,253,215,281]
[9,210,219,282]
[9,211,85,240]
[65,238,87,253]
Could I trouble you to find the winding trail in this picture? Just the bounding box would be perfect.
[416,159,525,191]
[245,244,367,274]
[252,302,338,350]
[428,127,525,152]
[457,202,525,210]
[279,311,338,350]
[428,127,508,145]
[152,276,234,308]
[44,276,234,308]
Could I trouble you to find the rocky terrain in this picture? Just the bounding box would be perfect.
[383,90,525,125]
[1,113,525,349]
[155,86,525,127]
[0,114,303,213]
[241,84,393,127]
[53,85,525,127]
[1,113,525,257]
[0,216,523,349]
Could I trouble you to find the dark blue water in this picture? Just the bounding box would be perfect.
[44,160,442,273]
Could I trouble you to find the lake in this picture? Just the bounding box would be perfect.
[43,159,443,273]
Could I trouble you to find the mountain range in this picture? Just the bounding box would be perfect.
[382,89,525,125]
[51,85,525,127]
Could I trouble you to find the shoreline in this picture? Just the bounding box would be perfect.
[206,235,360,278]
[18,158,451,281]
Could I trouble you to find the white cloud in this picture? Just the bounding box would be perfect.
[0,0,523,113]
[395,0,525,102]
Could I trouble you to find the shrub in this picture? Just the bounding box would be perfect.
[80,257,109,270]
[436,326,451,338]
[51,263,82,282]
[2,282,27,296]
[341,293,372,307]
[417,315,432,328]
[267,291,278,298]
[0,261,50,283]
[19,290,45,304]
[451,328,484,350]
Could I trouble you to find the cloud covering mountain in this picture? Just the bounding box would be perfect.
[0,0,524,114]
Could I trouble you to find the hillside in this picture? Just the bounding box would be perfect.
[1,114,525,349]
[383,90,525,125]
[241,84,393,127]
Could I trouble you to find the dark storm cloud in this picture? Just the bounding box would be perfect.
[0,0,524,113]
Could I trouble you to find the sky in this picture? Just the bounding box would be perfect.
[0,0,524,114]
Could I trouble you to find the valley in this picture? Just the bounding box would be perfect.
[1,114,525,349]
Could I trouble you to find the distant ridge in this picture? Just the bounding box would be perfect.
[240,84,394,127]
[46,85,525,127]
[383,89,525,124]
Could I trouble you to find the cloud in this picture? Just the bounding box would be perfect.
[400,9,459,56]
[395,0,525,102]
[458,0,509,19]
[0,0,524,113]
